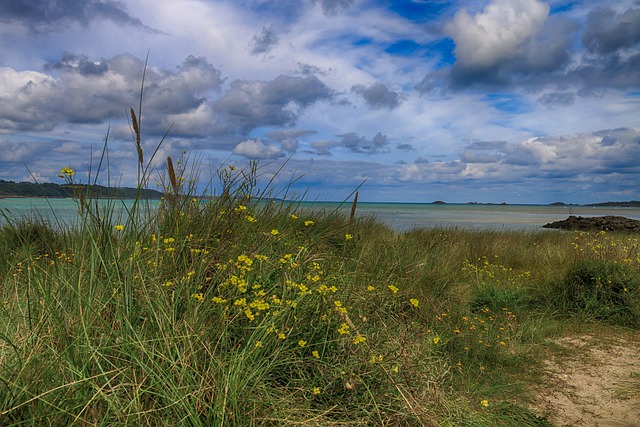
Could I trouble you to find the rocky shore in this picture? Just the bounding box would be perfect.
[542,215,640,232]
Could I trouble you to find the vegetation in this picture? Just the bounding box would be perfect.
[0,179,162,199]
[1,109,639,426]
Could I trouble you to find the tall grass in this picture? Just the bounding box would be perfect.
[1,112,639,426]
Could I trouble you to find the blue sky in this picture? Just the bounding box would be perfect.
[0,0,639,204]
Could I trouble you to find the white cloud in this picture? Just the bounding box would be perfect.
[445,0,550,69]
[233,138,285,159]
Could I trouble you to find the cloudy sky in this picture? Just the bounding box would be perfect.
[1,0,639,204]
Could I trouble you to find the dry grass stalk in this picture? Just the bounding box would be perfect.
[349,191,358,226]
[167,156,179,198]
[130,107,143,165]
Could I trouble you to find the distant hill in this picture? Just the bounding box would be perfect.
[550,201,640,207]
[0,180,163,199]
[585,201,640,207]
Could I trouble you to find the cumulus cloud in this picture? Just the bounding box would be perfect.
[233,138,285,159]
[266,129,317,153]
[351,82,404,109]
[385,128,640,203]
[583,7,640,55]
[0,0,155,32]
[214,75,332,134]
[249,26,280,55]
[338,131,389,154]
[459,129,640,175]
[445,0,550,70]
[426,2,639,95]
[0,53,224,134]
[45,53,109,75]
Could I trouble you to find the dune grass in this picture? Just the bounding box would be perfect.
[1,120,639,426]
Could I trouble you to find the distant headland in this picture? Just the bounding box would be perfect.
[429,200,640,208]
[0,180,163,199]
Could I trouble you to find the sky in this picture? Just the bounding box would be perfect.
[0,0,639,204]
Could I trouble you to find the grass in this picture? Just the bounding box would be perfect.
[1,116,639,426]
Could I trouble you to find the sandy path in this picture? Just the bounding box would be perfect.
[531,332,640,427]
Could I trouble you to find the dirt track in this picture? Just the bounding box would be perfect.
[531,331,640,426]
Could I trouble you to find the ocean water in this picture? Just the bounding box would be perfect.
[2,197,640,233]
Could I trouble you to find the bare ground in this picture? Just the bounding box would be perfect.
[530,330,640,427]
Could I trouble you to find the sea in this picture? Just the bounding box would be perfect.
[2,197,640,233]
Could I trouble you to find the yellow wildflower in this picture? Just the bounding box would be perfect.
[409,298,419,307]
[270,229,279,236]
[312,350,320,358]
[304,220,314,226]
[114,224,124,231]
[312,387,321,395]
[298,340,307,347]
[345,233,353,240]
[58,166,75,178]
[480,399,489,407]
[388,284,399,294]
[352,335,366,345]
[337,323,350,335]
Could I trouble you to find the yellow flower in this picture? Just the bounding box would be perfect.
[432,336,441,345]
[345,233,353,240]
[337,323,350,335]
[304,220,314,226]
[369,354,383,364]
[58,166,75,178]
[270,229,279,236]
[312,387,321,395]
[298,340,307,347]
[312,350,320,358]
[367,285,375,291]
[352,335,366,345]
[290,214,298,220]
[255,341,263,348]
[192,293,204,301]
[114,224,124,231]
[480,399,489,407]
[388,284,399,294]
[245,215,257,223]
[409,298,419,307]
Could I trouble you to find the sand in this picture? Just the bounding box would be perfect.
[531,331,640,426]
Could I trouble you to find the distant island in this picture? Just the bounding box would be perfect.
[0,180,163,199]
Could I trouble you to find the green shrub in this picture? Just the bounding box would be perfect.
[558,260,640,326]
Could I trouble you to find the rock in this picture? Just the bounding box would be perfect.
[542,215,640,232]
